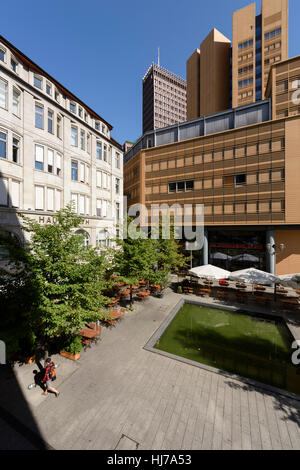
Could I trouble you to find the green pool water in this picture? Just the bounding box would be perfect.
[155,303,300,395]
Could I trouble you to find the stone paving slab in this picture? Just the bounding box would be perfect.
[1,289,300,450]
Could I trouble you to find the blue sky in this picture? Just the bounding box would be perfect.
[0,0,298,145]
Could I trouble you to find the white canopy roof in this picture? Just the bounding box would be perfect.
[210,252,232,260]
[188,264,230,280]
[278,273,300,289]
[230,268,279,285]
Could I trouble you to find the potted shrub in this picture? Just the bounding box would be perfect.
[177,285,183,294]
[60,335,82,361]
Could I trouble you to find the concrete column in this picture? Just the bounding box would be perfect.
[266,228,276,275]
[203,228,209,265]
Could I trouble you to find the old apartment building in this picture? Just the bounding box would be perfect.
[0,35,123,251]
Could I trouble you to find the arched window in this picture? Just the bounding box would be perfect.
[96,229,110,248]
[75,230,90,247]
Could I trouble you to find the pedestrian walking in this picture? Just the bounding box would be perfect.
[42,358,60,397]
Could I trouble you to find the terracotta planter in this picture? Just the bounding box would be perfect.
[60,350,80,361]
[24,355,36,364]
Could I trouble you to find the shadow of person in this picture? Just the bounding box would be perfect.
[32,370,45,391]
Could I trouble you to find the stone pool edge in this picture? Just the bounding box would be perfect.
[143,297,300,402]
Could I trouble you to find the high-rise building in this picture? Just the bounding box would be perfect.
[142,63,187,134]
[124,0,300,276]
[186,49,200,121]
[187,30,231,120]
[187,0,288,117]
[232,0,288,108]
[0,35,123,255]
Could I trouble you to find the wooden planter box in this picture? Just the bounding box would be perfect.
[60,350,80,361]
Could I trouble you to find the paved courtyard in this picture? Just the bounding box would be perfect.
[1,289,300,450]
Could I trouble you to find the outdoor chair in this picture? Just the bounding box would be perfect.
[82,338,93,351]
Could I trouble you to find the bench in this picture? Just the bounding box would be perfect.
[198,288,211,297]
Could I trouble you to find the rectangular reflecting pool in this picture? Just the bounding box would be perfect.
[154,303,300,396]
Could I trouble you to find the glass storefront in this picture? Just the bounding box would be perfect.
[208,230,266,272]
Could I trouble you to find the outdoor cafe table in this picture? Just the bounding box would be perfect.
[79,328,99,339]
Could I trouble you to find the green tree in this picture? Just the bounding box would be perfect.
[0,205,111,358]
[112,219,158,307]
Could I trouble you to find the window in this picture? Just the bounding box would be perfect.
[96,141,102,160]
[116,202,120,221]
[55,190,61,211]
[79,194,85,214]
[0,78,8,109]
[168,182,176,193]
[95,121,100,130]
[76,230,90,246]
[12,136,20,163]
[185,181,194,191]
[47,188,54,211]
[12,88,21,117]
[102,173,107,189]
[115,152,120,169]
[265,28,281,40]
[238,39,253,50]
[34,75,43,89]
[0,47,5,62]
[102,124,105,134]
[48,110,54,134]
[96,171,101,187]
[11,58,17,73]
[57,115,62,139]
[115,178,120,194]
[0,131,7,159]
[86,196,90,216]
[71,161,78,181]
[55,89,60,102]
[35,145,44,170]
[35,186,44,210]
[56,153,62,176]
[96,199,101,217]
[87,133,91,154]
[71,193,78,212]
[70,102,76,113]
[78,107,82,118]
[0,178,8,206]
[97,229,109,247]
[103,144,107,162]
[46,83,52,95]
[238,78,253,88]
[11,180,20,208]
[79,162,85,182]
[168,180,194,193]
[80,130,85,150]
[177,181,185,192]
[35,104,44,129]
[71,127,78,146]
[234,174,246,186]
[47,149,54,173]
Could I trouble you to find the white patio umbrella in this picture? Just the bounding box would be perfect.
[230,268,280,286]
[278,274,300,289]
[232,254,259,263]
[188,264,231,280]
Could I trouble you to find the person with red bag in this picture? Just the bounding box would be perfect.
[42,358,60,397]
